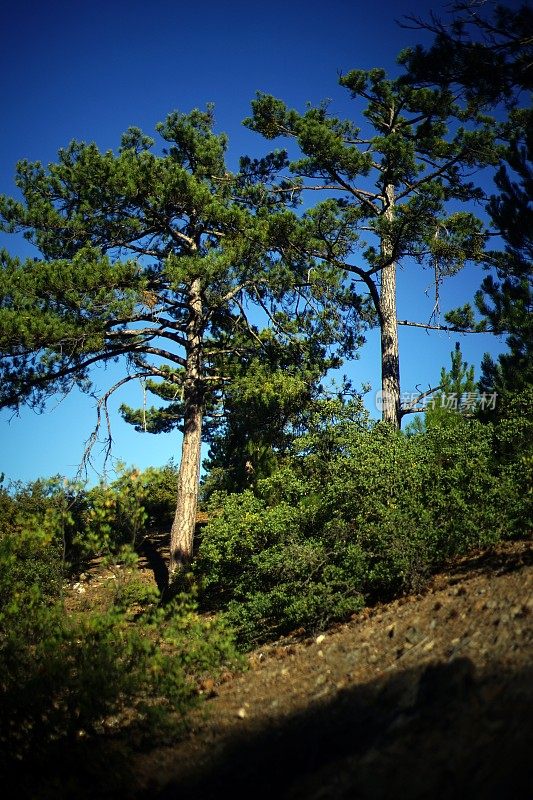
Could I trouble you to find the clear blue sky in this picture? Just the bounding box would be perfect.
[0,0,514,484]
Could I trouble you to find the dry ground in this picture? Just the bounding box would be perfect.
[127,537,533,800]
[15,537,532,800]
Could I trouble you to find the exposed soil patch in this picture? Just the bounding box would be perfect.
[131,538,532,799]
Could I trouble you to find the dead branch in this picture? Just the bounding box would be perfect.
[400,384,445,416]
[398,320,490,334]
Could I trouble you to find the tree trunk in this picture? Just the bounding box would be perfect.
[169,277,204,577]
[379,184,401,429]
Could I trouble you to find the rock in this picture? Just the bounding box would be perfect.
[405,626,424,645]
[315,634,326,645]
[237,707,247,719]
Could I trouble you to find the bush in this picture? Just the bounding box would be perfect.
[71,463,179,561]
[415,416,514,557]
[196,490,365,644]
[491,387,533,533]
[78,469,148,556]
[140,462,179,529]
[0,478,75,602]
[195,406,526,647]
[0,522,241,772]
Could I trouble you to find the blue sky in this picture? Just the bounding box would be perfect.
[0,0,517,484]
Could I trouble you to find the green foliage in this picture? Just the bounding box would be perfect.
[77,468,148,556]
[477,109,532,403]
[201,348,351,498]
[0,106,353,464]
[0,464,182,577]
[0,465,242,772]
[416,419,510,555]
[399,3,533,107]
[66,463,178,560]
[196,404,525,646]
[139,462,180,528]
[401,3,532,411]
[244,60,501,427]
[0,520,241,771]
[0,107,357,570]
[490,386,533,530]
[245,78,497,279]
[0,476,83,589]
[196,489,365,644]
[421,343,478,428]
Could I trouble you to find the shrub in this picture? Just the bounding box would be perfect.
[0,478,74,602]
[414,416,514,557]
[196,407,526,646]
[312,423,435,596]
[140,462,179,529]
[72,463,179,560]
[78,468,148,556]
[196,490,365,644]
[0,522,241,772]
[491,387,533,533]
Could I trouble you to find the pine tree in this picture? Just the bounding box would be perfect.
[477,108,532,401]
[400,2,533,107]
[405,342,477,432]
[244,66,500,428]
[431,342,477,422]
[201,347,325,497]
[0,109,351,577]
[400,2,533,406]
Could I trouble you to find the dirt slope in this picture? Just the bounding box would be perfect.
[131,538,533,800]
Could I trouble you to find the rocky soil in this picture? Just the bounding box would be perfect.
[130,538,533,800]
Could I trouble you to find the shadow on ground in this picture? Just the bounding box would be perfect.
[147,659,533,800]
[4,658,532,799]
[442,542,533,582]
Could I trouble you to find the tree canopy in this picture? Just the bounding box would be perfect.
[400,1,533,107]
[0,107,353,574]
[400,1,532,409]
[243,64,501,427]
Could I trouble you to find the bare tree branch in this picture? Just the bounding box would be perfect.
[398,319,490,333]
[400,384,444,416]
[78,371,153,479]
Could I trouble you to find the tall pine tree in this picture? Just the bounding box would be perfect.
[401,1,532,406]
[477,109,532,400]
[244,66,500,428]
[0,108,351,576]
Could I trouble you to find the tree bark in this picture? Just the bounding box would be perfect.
[169,277,204,577]
[379,184,401,429]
